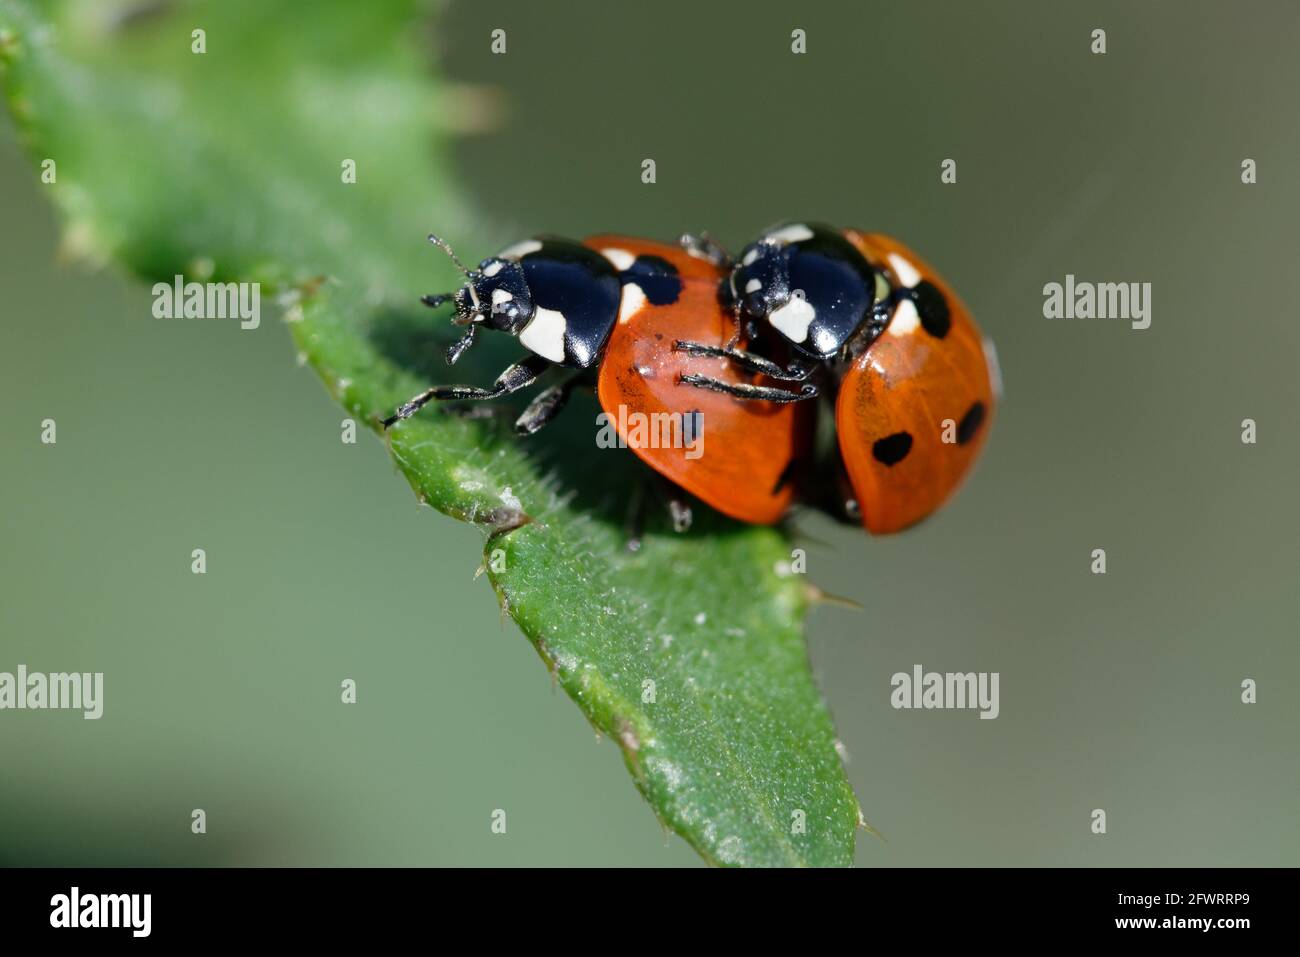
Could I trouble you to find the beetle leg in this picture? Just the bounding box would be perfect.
[672,340,812,382]
[626,475,693,550]
[678,232,733,270]
[678,374,817,403]
[666,493,693,534]
[514,374,578,435]
[624,481,649,553]
[383,354,551,428]
[445,322,478,365]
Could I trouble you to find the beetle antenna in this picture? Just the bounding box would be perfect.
[428,234,473,277]
[427,234,482,314]
[421,292,455,309]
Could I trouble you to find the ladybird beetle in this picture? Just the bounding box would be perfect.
[674,223,999,534]
[384,233,812,526]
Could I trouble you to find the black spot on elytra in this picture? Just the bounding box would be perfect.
[872,431,913,466]
[912,280,950,338]
[957,401,986,445]
[771,457,800,495]
[620,255,682,305]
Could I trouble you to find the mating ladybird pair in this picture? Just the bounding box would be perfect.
[384,223,999,534]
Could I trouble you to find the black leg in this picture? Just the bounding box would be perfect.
[666,493,692,533]
[625,482,648,553]
[383,354,552,428]
[678,232,733,270]
[626,475,693,551]
[445,322,477,366]
[673,340,812,382]
[514,374,578,435]
[679,374,817,403]
[652,473,693,533]
[834,458,862,524]
[771,457,800,496]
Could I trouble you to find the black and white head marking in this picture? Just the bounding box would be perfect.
[730,223,877,359]
[467,255,533,334]
[424,234,621,369]
[504,238,621,368]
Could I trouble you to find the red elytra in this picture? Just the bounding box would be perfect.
[588,235,810,525]
[835,231,997,534]
[386,226,994,535]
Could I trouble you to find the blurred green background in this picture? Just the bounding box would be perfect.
[2,0,1297,866]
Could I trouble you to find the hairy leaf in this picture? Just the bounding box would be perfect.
[0,0,860,866]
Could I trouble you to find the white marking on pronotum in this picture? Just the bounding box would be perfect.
[498,238,542,260]
[482,260,504,278]
[520,306,567,362]
[888,252,922,288]
[741,247,760,266]
[889,297,920,335]
[874,271,891,303]
[618,282,647,324]
[601,247,635,271]
[744,278,762,294]
[768,296,816,342]
[491,288,513,312]
[766,223,814,244]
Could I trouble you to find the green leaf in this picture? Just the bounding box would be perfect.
[0,0,860,865]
